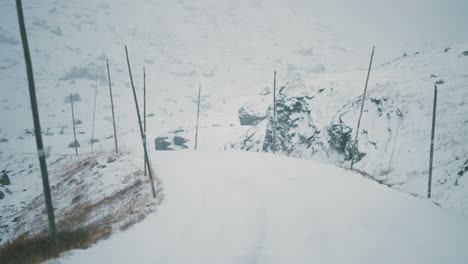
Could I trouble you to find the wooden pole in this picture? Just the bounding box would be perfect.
[351,46,375,169]
[143,67,147,176]
[91,68,98,150]
[195,84,201,150]
[125,45,157,198]
[272,71,277,153]
[15,0,58,256]
[106,59,118,154]
[428,85,438,198]
[70,92,78,156]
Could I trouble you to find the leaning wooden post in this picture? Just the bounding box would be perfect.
[125,45,157,198]
[90,68,98,150]
[427,85,438,198]
[70,92,78,156]
[15,0,58,256]
[272,71,277,153]
[106,59,118,154]
[194,84,201,150]
[143,67,147,176]
[351,46,375,169]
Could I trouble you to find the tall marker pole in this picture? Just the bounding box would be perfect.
[70,92,78,156]
[427,85,438,198]
[91,68,98,150]
[272,71,277,153]
[15,0,58,255]
[143,67,147,176]
[351,46,375,169]
[125,45,157,198]
[106,59,118,154]
[386,116,401,180]
[195,84,201,150]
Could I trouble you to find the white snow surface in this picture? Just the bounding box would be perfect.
[54,151,468,264]
[0,0,467,260]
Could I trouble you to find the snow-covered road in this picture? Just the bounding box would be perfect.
[56,151,468,264]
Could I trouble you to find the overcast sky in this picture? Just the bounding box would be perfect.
[291,0,468,59]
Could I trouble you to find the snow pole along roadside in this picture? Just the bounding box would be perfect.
[70,92,79,156]
[15,0,59,256]
[427,85,438,198]
[386,109,403,180]
[351,46,375,170]
[90,68,98,150]
[125,45,157,198]
[143,67,147,176]
[194,84,201,150]
[272,71,277,153]
[106,59,118,154]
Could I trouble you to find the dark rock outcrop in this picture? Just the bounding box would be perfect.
[155,129,190,150]
[0,170,10,186]
[238,106,267,126]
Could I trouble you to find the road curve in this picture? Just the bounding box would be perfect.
[57,151,468,264]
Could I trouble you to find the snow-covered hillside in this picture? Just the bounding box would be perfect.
[53,151,468,264]
[228,45,468,214]
[0,149,162,245]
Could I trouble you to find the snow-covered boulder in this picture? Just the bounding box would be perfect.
[238,105,266,126]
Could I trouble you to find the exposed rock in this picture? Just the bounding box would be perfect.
[225,120,267,152]
[0,138,8,143]
[89,138,100,144]
[174,136,188,146]
[259,87,271,95]
[0,191,4,200]
[60,66,107,82]
[455,159,468,186]
[155,137,172,150]
[155,129,190,150]
[327,119,363,162]
[260,85,325,158]
[0,171,10,185]
[68,140,80,148]
[238,106,266,126]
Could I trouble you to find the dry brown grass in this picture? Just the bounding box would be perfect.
[0,224,111,264]
[0,151,163,264]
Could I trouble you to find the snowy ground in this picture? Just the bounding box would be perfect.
[1,0,467,261]
[54,151,468,264]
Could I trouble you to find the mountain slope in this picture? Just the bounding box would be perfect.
[228,44,468,214]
